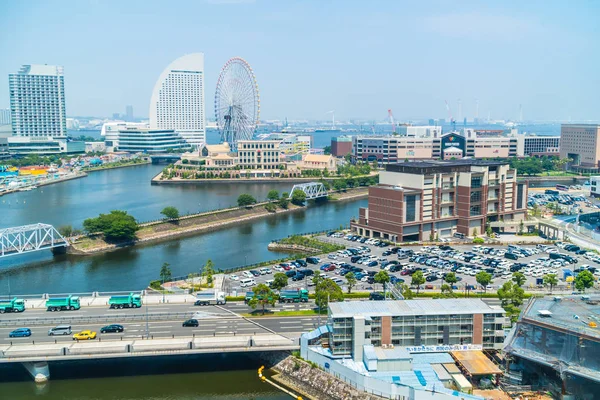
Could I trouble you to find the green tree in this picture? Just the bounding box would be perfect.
[543,273,559,293]
[271,272,288,291]
[278,197,289,209]
[344,153,352,163]
[264,203,277,212]
[237,193,257,207]
[160,206,180,220]
[518,220,524,235]
[291,189,307,206]
[575,270,595,292]
[267,190,280,201]
[315,278,343,309]
[312,270,322,287]
[486,225,493,237]
[202,259,215,285]
[476,271,493,293]
[497,281,525,324]
[512,272,527,288]
[374,270,391,298]
[247,283,277,315]
[333,179,347,192]
[83,210,139,242]
[437,283,458,298]
[411,270,426,295]
[444,272,458,286]
[160,262,172,283]
[345,272,357,294]
[58,225,73,238]
[398,283,415,299]
[473,237,484,244]
[323,145,331,155]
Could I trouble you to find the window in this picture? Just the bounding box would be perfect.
[405,195,417,222]
[471,176,482,188]
[470,191,481,202]
[470,205,481,216]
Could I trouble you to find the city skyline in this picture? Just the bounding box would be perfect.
[1,1,599,122]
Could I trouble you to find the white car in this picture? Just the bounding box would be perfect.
[242,271,253,278]
[328,254,338,260]
[259,268,272,275]
[273,266,285,272]
[229,274,239,281]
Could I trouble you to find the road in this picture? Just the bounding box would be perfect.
[0,301,321,345]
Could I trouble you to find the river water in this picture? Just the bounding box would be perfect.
[1,164,366,294]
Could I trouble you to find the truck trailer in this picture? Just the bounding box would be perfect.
[0,297,25,313]
[108,293,142,309]
[46,295,81,312]
[195,291,226,306]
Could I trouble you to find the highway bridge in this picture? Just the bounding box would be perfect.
[0,298,313,382]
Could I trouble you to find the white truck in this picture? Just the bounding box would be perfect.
[194,291,226,306]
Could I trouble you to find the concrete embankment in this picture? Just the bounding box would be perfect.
[83,160,151,173]
[69,189,367,256]
[0,172,87,197]
[271,356,386,400]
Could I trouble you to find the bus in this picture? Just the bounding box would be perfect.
[545,189,559,195]
[556,184,569,191]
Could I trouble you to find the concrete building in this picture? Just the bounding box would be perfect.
[560,124,600,173]
[101,122,149,152]
[300,154,336,171]
[236,140,282,170]
[260,133,311,155]
[6,136,65,155]
[0,108,10,126]
[396,125,442,138]
[504,296,600,398]
[85,141,106,153]
[351,160,528,241]
[112,127,189,154]
[516,135,560,157]
[353,136,439,164]
[149,53,206,148]
[331,135,352,157]
[0,138,9,160]
[9,65,67,138]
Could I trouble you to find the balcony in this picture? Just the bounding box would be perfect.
[441,184,455,190]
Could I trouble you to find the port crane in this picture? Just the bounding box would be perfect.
[388,109,396,134]
[444,100,457,131]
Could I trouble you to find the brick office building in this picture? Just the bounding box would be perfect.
[350,160,528,241]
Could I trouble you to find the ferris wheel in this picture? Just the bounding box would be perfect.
[214,57,260,151]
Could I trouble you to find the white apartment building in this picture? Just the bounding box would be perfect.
[149,53,206,148]
[115,128,188,154]
[101,122,149,152]
[9,65,67,138]
[396,125,442,138]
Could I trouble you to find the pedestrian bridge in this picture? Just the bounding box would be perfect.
[4,334,298,382]
[0,223,68,258]
[289,182,328,200]
[150,154,181,164]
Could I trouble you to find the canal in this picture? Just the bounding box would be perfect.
[1,164,366,294]
[0,353,289,399]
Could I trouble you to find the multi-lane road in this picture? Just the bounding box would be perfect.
[0,301,321,345]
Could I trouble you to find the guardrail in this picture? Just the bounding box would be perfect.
[0,311,203,327]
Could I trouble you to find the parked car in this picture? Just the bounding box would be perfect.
[369,292,385,301]
[9,328,31,338]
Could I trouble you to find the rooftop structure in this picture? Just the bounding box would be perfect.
[504,295,600,398]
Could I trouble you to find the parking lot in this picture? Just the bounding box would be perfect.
[223,232,600,295]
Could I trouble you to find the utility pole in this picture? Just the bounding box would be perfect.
[145,293,150,338]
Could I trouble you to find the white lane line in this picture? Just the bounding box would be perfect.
[148,331,170,334]
[279,321,303,324]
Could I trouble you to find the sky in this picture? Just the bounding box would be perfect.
[1,0,599,122]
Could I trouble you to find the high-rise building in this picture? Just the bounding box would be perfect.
[149,53,205,148]
[331,135,352,157]
[560,124,600,173]
[125,105,133,122]
[9,65,67,138]
[0,109,11,126]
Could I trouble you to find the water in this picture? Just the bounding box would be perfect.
[0,354,289,399]
[1,164,365,294]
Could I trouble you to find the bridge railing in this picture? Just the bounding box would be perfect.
[0,311,203,327]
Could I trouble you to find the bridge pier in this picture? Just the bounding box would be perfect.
[22,361,50,383]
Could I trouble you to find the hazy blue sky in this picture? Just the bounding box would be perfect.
[1,0,599,122]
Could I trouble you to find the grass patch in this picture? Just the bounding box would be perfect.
[278,235,345,253]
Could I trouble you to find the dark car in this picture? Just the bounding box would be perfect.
[249,270,261,277]
[300,269,314,276]
[292,272,305,281]
[382,250,392,256]
[285,270,297,278]
[100,324,124,334]
[367,261,378,267]
[295,259,307,267]
[9,328,31,338]
[182,319,199,327]
[351,256,362,263]
[306,257,320,264]
[369,292,385,301]
[426,275,439,282]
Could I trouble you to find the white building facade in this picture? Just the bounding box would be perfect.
[149,53,206,148]
[0,109,10,126]
[9,65,67,138]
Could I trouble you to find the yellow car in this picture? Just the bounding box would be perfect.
[73,330,97,340]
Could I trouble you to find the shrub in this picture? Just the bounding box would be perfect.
[264,203,277,213]
[473,237,485,244]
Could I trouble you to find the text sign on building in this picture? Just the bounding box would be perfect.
[403,344,483,353]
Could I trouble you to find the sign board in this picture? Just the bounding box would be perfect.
[403,344,483,353]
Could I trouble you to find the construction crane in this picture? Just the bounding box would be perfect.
[444,100,456,131]
[388,109,396,134]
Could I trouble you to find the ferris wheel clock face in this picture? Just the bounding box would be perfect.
[214,57,260,149]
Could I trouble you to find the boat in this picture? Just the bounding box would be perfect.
[17,186,37,192]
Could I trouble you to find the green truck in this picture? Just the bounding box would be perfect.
[46,295,81,312]
[279,289,309,303]
[0,297,26,313]
[108,293,142,309]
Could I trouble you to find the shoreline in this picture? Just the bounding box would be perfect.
[152,173,357,185]
[0,172,87,197]
[68,188,368,256]
[82,160,151,173]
